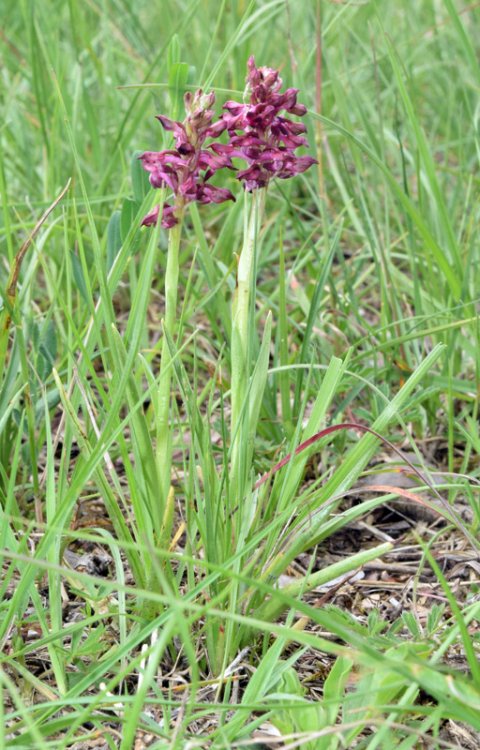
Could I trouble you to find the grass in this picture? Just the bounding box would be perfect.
[1,0,480,747]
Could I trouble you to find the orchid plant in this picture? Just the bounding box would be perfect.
[140,58,316,539]
[137,59,440,677]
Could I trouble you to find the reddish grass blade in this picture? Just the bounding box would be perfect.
[254,422,476,547]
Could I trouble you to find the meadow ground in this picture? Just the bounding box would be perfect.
[0,1,479,748]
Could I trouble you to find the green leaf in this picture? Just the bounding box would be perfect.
[71,252,89,303]
[247,311,272,447]
[130,150,151,204]
[106,210,122,272]
[37,319,57,382]
[323,655,353,725]
[401,611,421,639]
[168,61,189,120]
[120,198,139,244]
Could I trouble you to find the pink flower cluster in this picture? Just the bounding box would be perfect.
[222,56,317,191]
[140,57,316,228]
[140,90,235,228]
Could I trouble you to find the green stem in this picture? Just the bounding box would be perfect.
[214,190,265,675]
[230,189,265,499]
[156,218,183,536]
[257,542,393,624]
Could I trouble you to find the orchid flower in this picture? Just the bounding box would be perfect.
[222,56,316,191]
[140,89,235,227]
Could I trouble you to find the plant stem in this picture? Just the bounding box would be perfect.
[156,218,183,538]
[213,190,266,675]
[230,189,265,500]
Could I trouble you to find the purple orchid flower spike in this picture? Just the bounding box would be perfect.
[140,89,235,228]
[222,56,316,191]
